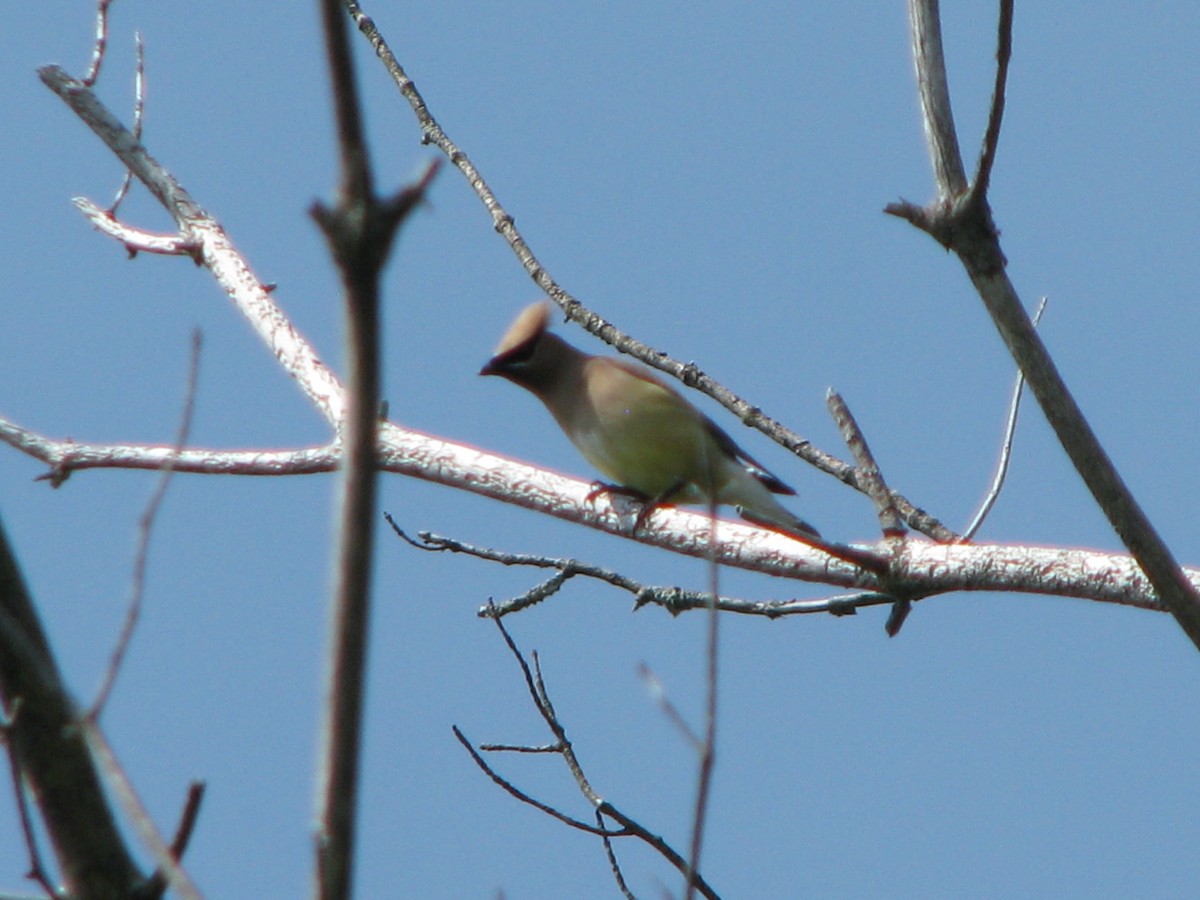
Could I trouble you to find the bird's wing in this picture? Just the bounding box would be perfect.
[703,418,797,496]
[604,356,797,497]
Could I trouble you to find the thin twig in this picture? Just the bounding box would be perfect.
[467,611,722,898]
[960,297,1047,543]
[971,0,1014,201]
[170,781,206,861]
[684,499,720,900]
[823,391,912,633]
[826,390,905,537]
[109,30,145,215]
[451,727,619,836]
[477,742,561,754]
[82,721,202,900]
[139,780,208,899]
[77,196,198,256]
[82,0,115,87]
[393,523,896,619]
[90,330,202,720]
[0,702,58,898]
[596,799,722,900]
[638,664,701,750]
[595,808,636,900]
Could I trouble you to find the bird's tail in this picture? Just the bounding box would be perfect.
[736,500,888,576]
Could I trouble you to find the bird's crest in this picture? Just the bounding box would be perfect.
[491,301,551,358]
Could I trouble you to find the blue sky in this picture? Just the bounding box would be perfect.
[2,3,1199,897]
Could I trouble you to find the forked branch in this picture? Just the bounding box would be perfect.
[889,0,1200,650]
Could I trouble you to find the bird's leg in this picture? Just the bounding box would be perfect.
[583,481,670,534]
[583,480,689,534]
[584,480,647,505]
[631,480,689,534]
[584,481,655,531]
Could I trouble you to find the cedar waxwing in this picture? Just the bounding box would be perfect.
[480,302,821,539]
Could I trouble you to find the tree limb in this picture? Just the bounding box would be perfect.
[891,0,1200,650]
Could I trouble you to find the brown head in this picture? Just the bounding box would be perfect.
[480,302,580,396]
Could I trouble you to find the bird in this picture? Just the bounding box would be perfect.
[480,301,822,540]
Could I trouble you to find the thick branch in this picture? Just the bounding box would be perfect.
[896,0,1200,649]
[311,3,438,898]
[907,0,967,197]
[4,413,1192,611]
[967,268,1200,646]
[0,516,145,897]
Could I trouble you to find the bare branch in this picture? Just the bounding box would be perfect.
[826,390,905,537]
[170,781,206,861]
[391,522,896,619]
[39,64,347,426]
[0,702,58,898]
[8,406,1192,616]
[452,727,620,836]
[75,197,198,257]
[824,390,913,631]
[972,0,1014,201]
[82,721,202,899]
[0,414,888,584]
[960,297,1047,543]
[0,522,144,895]
[458,612,722,898]
[595,807,636,900]
[82,0,115,87]
[389,519,1188,620]
[310,1,440,896]
[896,1,1200,649]
[907,0,967,198]
[90,329,203,720]
[109,30,145,215]
[139,780,209,899]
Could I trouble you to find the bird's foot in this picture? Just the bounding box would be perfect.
[585,480,647,505]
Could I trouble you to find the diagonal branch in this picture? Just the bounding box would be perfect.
[972,0,1014,200]
[908,0,968,197]
[39,64,347,427]
[960,296,1046,542]
[341,0,957,542]
[892,0,1200,650]
[461,612,722,899]
[89,330,203,720]
[0,518,145,896]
